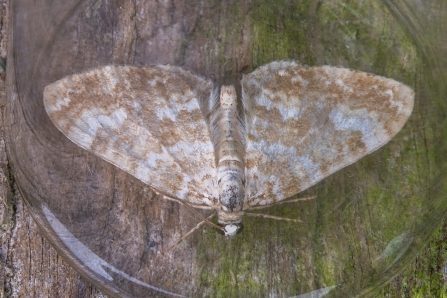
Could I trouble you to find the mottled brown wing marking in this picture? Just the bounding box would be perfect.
[44,65,219,207]
[242,61,414,207]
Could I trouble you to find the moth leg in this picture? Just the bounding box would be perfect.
[155,192,215,209]
[245,196,317,223]
[247,195,317,210]
[157,193,224,254]
[244,213,303,223]
[163,212,216,255]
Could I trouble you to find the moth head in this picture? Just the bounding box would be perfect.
[217,223,244,237]
[216,210,244,236]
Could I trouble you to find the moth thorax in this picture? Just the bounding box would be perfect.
[217,209,244,224]
[218,167,245,212]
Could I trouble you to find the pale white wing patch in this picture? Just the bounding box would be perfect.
[44,65,219,207]
[241,61,414,207]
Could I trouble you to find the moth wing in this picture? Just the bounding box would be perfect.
[241,61,414,207]
[44,65,218,207]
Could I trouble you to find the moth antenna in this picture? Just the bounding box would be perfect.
[244,212,303,223]
[160,196,225,255]
[158,193,223,231]
[159,193,214,209]
[163,212,217,255]
[180,201,224,231]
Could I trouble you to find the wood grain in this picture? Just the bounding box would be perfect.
[3,0,442,297]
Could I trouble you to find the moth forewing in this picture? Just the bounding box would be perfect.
[241,61,414,208]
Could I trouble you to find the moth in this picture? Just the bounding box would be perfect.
[43,61,414,237]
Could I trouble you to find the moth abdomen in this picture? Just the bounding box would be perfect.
[212,86,246,217]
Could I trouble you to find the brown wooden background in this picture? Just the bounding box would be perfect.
[2,0,447,297]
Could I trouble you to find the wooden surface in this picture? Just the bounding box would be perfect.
[0,1,107,296]
[1,0,447,297]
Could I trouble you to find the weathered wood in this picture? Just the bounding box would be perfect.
[3,0,446,297]
[0,1,107,297]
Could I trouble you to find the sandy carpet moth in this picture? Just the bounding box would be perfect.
[44,61,414,235]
